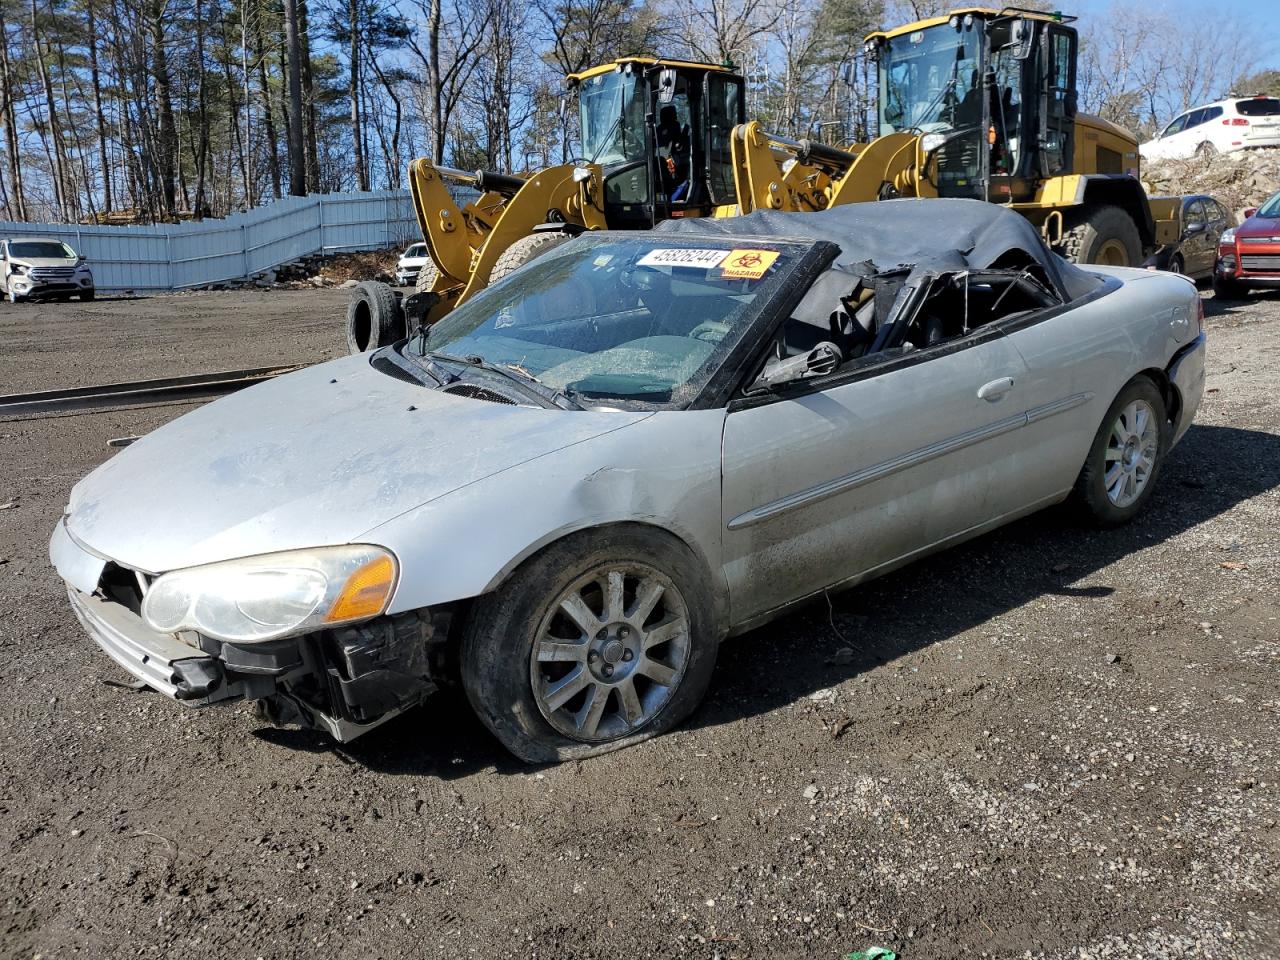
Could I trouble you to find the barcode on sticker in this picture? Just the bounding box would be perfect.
[635,248,729,269]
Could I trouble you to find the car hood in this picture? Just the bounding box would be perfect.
[13,256,78,268]
[1235,215,1280,239]
[65,353,650,573]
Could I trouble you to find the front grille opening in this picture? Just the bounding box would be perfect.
[98,562,145,614]
[442,383,518,405]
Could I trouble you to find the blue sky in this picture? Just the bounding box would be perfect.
[1067,0,1279,71]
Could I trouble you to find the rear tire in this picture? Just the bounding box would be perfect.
[1195,141,1218,158]
[1058,205,1142,267]
[460,526,718,763]
[1071,376,1169,526]
[1212,271,1247,300]
[487,232,572,286]
[345,280,402,354]
[80,290,95,302]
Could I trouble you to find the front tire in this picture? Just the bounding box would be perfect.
[1212,271,1247,300]
[1059,205,1142,267]
[460,526,718,763]
[487,232,572,286]
[1071,377,1169,526]
[79,290,95,302]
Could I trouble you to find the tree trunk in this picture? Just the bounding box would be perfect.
[254,14,282,200]
[30,0,69,219]
[0,1,27,220]
[192,0,210,217]
[297,0,320,192]
[150,0,178,218]
[347,0,367,190]
[282,0,307,194]
[427,0,443,163]
[85,0,112,213]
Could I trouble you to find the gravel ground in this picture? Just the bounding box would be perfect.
[0,286,1277,960]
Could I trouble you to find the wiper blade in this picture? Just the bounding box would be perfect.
[433,353,584,410]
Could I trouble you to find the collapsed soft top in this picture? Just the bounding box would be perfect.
[654,198,1102,301]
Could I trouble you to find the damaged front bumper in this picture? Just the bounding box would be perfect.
[52,521,452,742]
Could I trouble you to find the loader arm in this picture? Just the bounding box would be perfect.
[456,164,608,306]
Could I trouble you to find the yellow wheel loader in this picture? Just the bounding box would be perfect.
[345,58,745,351]
[726,8,1178,267]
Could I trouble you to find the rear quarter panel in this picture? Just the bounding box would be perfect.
[1000,267,1197,496]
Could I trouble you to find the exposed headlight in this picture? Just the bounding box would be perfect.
[11,263,28,276]
[141,545,398,643]
[920,132,946,154]
[1219,228,1236,245]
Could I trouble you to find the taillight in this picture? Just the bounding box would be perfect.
[1231,117,1249,126]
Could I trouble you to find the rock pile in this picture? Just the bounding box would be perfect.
[1142,147,1280,216]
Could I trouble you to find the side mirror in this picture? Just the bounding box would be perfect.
[657,67,677,104]
[1243,207,1258,220]
[1185,221,1206,235]
[749,342,841,392]
[1010,19,1035,60]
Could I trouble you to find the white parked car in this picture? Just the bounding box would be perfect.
[51,201,1205,762]
[1140,96,1280,160]
[394,242,431,286]
[0,236,95,302]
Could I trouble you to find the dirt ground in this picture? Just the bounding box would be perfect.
[0,286,1277,960]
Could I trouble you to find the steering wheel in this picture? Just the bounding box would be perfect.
[689,320,730,342]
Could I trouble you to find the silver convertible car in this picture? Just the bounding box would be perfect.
[51,200,1205,762]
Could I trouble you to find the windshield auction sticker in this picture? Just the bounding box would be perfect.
[636,248,729,270]
[720,249,780,280]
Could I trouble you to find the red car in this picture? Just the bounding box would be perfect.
[1213,191,1280,298]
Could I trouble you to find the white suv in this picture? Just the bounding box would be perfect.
[1140,96,1280,160]
[0,237,95,303]
[394,242,431,286]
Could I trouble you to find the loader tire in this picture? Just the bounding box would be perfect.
[346,280,402,354]
[488,232,572,285]
[414,260,443,294]
[1058,205,1142,267]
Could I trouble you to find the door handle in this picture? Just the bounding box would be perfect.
[977,377,1014,402]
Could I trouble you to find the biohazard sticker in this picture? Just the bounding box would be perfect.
[720,249,780,279]
[635,248,729,270]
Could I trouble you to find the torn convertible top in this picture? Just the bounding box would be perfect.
[654,198,1102,302]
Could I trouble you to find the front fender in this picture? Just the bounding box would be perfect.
[362,410,728,629]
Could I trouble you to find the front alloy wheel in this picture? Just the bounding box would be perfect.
[460,526,718,763]
[531,564,690,741]
[1103,398,1159,508]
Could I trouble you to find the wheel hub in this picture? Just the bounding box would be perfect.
[589,624,638,681]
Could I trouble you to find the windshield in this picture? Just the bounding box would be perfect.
[578,71,647,165]
[403,244,426,258]
[406,235,809,407]
[879,22,981,134]
[1257,192,1280,218]
[9,240,75,260]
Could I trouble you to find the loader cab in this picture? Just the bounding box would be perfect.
[868,9,1078,203]
[569,58,746,228]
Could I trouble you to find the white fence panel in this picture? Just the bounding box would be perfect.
[0,187,464,294]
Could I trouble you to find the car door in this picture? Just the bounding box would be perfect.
[1151,113,1190,159]
[1182,199,1211,274]
[720,330,1033,626]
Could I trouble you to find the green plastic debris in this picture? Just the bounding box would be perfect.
[845,949,897,960]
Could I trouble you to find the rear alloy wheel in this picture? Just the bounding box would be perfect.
[1072,377,1169,525]
[461,526,718,763]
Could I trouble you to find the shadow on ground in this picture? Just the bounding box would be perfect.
[261,422,1280,778]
